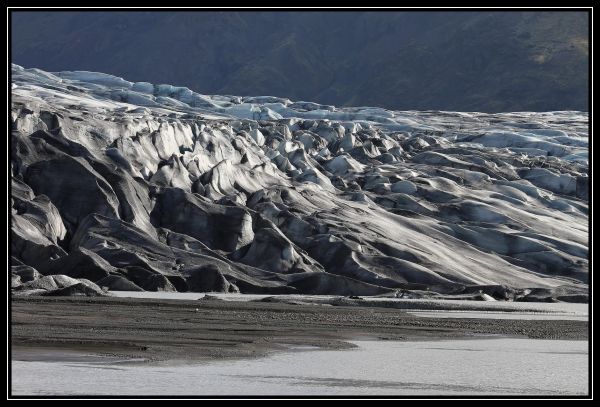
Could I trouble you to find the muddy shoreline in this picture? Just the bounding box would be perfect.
[11,296,588,363]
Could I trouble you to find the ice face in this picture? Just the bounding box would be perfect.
[10,64,589,299]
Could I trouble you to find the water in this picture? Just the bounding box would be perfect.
[110,291,268,301]
[11,338,588,396]
[407,311,588,321]
[109,291,588,321]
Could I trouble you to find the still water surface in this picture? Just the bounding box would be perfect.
[12,338,588,396]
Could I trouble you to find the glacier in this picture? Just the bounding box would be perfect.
[10,64,588,301]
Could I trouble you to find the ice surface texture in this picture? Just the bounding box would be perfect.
[10,65,588,299]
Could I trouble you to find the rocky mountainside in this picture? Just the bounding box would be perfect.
[10,11,589,112]
[10,65,588,300]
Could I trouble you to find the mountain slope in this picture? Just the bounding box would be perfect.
[10,11,589,112]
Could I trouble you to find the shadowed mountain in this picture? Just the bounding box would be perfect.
[10,11,588,112]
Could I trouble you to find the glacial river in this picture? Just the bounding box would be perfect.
[12,338,588,396]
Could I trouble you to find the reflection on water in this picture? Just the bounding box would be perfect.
[12,338,588,396]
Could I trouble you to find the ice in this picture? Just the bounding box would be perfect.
[11,65,589,158]
[131,82,154,94]
[391,180,418,194]
[476,131,570,157]
[326,155,365,175]
[10,64,589,297]
[55,71,133,88]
